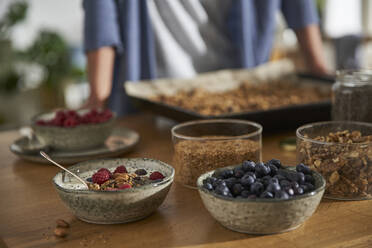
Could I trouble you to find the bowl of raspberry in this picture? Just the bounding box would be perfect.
[197,160,325,234]
[53,158,174,224]
[31,109,115,150]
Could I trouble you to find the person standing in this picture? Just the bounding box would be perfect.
[83,0,328,116]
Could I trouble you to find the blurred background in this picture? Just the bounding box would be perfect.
[0,0,372,130]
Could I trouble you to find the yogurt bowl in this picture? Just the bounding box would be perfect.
[53,158,174,224]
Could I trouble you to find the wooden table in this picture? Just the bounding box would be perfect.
[1,114,372,248]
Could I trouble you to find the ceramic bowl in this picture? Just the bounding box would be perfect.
[197,165,325,234]
[31,109,116,150]
[53,158,174,224]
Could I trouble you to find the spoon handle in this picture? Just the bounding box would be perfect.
[40,151,89,188]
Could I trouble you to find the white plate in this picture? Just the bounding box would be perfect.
[10,127,140,164]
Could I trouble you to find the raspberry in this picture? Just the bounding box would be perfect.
[63,117,78,127]
[97,168,112,177]
[118,183,132,189]
[114,165,127,174]
[36,120,46,126]
[92,170,111,185]
[149,171,165,180]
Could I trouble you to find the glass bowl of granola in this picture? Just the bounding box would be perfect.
[296,121,372,200]
[53,158,174,224]
[171,119,262,188]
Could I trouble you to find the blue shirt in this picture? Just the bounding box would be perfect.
[83,0,319,116]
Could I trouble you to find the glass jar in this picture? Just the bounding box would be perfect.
[171,119,262,188]
[332,70,372,122]
[296,121,372,200]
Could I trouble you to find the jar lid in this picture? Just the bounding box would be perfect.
[336,69,372,86]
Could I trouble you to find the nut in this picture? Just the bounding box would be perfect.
[56,219,69,228]
[54,227,68,238]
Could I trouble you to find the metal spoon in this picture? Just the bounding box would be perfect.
[40,151,89,189]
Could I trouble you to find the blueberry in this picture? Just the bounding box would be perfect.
[280,180,291,187]
[261,175,272,186]
[221,191,233,197]
[305,174,315,184]
[285,187,295,196]
[213,179,225,188]
[241,190,251,198]
[293,186,304,195]
[244,172,256,179]
[268,177,279,185]
[266,183,281,193]
[268,163,278,176]
[297,172,306,184]
[291,181,300,189]
[267,159,282,168]
[135,169,147,176]
[296,163,312,175]
[240,175,255,187]
[247,194,257,199]
[275,190,290,199]
[86,177,93,182]
[215,184,231,196]
[260,191,274,198]
[203,183,213,191]
[220,169,234,179]
[224,177,238,189]
[233,168,245,178]
[274,174,286,181]
[286,171,298,182]
[232,183,244,196]
[302,182,315,193]
[242,160,256,172]
[250,182,264,195]
[255,162,271,177]
[278,169,290,179]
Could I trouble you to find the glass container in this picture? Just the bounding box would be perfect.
[296,121,372,200]
[171,119,262,188]
[332,70,372,122]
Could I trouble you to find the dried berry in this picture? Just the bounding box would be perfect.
[114,165,128,174]
[149,171,165,180]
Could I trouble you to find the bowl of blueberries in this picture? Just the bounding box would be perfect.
[197,159,325,234]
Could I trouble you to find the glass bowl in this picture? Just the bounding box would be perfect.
[296,121,372,200]
[171,119,262,188]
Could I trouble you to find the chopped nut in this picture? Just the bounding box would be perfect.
[56,219,69,228]
[54,227,68,238]
[329,171,340,185]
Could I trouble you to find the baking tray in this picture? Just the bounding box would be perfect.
[125,60,334,131]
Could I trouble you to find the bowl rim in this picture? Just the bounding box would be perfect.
[171,119,263,141]
[197,165,326,203]
[53,157,175,194]
[296,121,372,146]
[31,109,117,129]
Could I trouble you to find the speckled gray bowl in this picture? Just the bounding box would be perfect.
[197,166,325,234]
[53,158,174,224]
[31,109,116,150]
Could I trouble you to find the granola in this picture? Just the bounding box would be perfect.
[174,137,260,187]
[153,81,330,116]
[297,130,372,199]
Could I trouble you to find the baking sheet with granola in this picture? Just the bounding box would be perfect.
[124,60,333,130]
